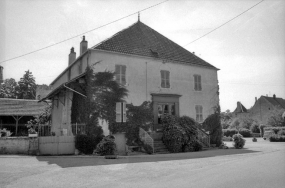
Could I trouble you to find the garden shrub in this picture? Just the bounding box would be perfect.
[109,101,153,146]
[250,123,260,133]
[269,135,285,142]
[278,130,285,136]
[94,135,117,155]
[232,134,246,149]
[202,106,223,147]
[75,134,103,154]
[239,128,251,137]
[161,115,201,153]
[222,129,238,137]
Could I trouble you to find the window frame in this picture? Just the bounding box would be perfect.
[160,70,170,88]
[194,74,202,91]
[115,64,127,85]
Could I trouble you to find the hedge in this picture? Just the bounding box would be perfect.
[239,129,251,137]
[75,134,103,154]
[269,135,285,142]
[94,135,117,155]
[223,129,237,137]
[264,127,285,134]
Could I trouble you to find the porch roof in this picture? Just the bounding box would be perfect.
[0,98,48,116]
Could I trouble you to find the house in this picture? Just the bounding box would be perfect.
[233,101,249,118]
[41,20,219,136]
[0,98,48,136]
[249,94,285,124]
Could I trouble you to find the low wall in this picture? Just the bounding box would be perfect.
[0,137,38,155]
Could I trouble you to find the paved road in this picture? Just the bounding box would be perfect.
[1,138,285,188]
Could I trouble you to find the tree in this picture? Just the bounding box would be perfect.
[17,70,36,99]
[220,109,232,129]
[0,78,18,98]
[266,106,285,127]
[202,105,223,146]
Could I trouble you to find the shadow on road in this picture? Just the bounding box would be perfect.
[36,148,260,168]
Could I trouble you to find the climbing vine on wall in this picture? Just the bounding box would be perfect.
[109,101,154,145]
[71,66,128,136]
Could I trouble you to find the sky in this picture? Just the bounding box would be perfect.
[0,0,284,112]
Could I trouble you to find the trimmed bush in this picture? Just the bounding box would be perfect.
[202,106,223,147]
[269,135,285,142]
[94,135,117,155]
[232,134,246,149]
[278,130,285,136]
[161,115,201,153]
[75,134,103,154]
[250,123,260,133]
[252,137,257,142]
[223,129,238,137]
[239,129,251,137]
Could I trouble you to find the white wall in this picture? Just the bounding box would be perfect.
[50,49,219,135]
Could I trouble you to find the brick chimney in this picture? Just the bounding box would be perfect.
[0,66,3,84]
[68,47,76,66]
[80,36,88,55]
[273,94,276,99]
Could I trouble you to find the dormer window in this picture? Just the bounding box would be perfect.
[115,65,126,85]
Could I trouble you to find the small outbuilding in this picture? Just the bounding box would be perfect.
[0,98,48,136]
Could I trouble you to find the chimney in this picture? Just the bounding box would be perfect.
[69,47,76,66]
[273,94,276,99]
[80,36,88,55]
[255,97,257,102]
[0,66,3,84]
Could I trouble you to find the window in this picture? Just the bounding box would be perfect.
[194,75,202,91]
[115,65,126,85]
[161,70,170,88]
[195,105,203,122]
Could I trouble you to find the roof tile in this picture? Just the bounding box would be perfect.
[94,21,217,69]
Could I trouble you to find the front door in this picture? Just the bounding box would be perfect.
[157,103,175,124]
[152,93,181,132]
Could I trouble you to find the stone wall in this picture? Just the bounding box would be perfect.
[0,137,38,155]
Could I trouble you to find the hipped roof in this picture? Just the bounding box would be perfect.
[94,21,217,69]
[0,98,48,116]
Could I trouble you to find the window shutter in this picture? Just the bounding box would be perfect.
[166,71,170,88]
[122,102,126,122]
[116,102,121,122]
[122,65,126,85]
[161,71,165,88]
[198,75,201,91]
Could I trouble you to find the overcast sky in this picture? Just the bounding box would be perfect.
[0,0,284,112]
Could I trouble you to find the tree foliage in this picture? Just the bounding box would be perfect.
[26,105,51,133]
[71,66,128,137]
[0,78,18,98]
[266,107,285,127]
[202,105,223,146]
[17,70,36,99]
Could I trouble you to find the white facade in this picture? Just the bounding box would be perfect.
[49,49,219,136]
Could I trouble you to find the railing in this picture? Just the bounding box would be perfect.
[71,123,86,135]
[139,128,154,153]
[197,128,210,148]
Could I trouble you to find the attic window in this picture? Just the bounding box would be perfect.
[150,49,159,57]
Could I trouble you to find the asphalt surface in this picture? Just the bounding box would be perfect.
[1,138,285,188]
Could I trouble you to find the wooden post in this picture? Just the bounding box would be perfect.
[12,116,23,136]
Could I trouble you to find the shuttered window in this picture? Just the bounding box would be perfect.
[115,65,126,85]
[194,75,202,91]
[195,105,203,122]
[161,70,170,88]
